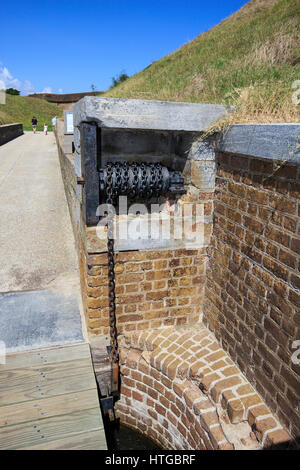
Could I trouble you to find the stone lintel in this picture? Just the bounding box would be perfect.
[217,124,300,163]
[73,97,233,132]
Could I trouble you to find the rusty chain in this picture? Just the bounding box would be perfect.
[106,163,119,367]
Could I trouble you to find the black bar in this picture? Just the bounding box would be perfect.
[80,121,100,226]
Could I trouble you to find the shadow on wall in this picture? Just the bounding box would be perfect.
[0,123,23,146]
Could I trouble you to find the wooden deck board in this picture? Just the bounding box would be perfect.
[0,343,107,450]
[0,408,105,450]
[21,430,107,450]
[2,343,91,370]
[0,359,95,405]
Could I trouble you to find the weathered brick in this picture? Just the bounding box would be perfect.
[263,256,289,281]
[87,253,108,266]
[117,294,145,305]
[120,385,132,398]
[146,290,169,301]
[126,349,142,368]
[119,314,144,323]
[246,187,268,205]
[120,348,129,365]
[243,215,264,233]
[155,402,166,417]
[264,429,292,448]
[161,375,172,389]
[269,195,296,215]
[193,398,214,415]
[291,274,300,290]
[265,226,290,248]
[278,249,297,269]
[145,270,171,281]
[208,425,228,449]
[173,266,197,277]
[116,251,144,262]
[240,394,262,410]
[165,358,181,379]
[254,417,277,442]
[218,442,235,450]
[289,289,300,308]
[201,373,221,393]
[190,361,206,379]
[154,260,168,269]
[264,317,288,347]
[247,405,271,426]
[200,411,219,432]
[159,395,169,409]
[227,399,244,423]
[132,390,143,402]
[228,182,246,198]
[173,380,190,398]
[280,365,300,395]
[183,384,203,408]
[211,376,242,402]
[138,358,150,375]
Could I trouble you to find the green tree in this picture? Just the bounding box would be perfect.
[6,88,20,95]
[111,71,129,88]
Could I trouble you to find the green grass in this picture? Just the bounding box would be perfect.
[0,94,63,129]
[104,0,300,123]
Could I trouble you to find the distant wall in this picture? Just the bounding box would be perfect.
[28,92,104,111]
[0,123,23,146]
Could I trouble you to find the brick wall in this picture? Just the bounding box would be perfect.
[85,248,207,335]
[204,151,300,439]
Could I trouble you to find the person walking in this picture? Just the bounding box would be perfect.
[51,116,57,132]
[44,123,48,135]
[32,116,38,133]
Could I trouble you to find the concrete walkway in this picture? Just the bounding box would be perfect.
[0,132,84,352]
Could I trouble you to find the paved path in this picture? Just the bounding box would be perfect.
[0,132,84,352]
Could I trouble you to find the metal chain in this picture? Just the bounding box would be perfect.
[105,163,119,366]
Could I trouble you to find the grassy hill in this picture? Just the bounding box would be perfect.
[105,0,300,124]
[0,94,63,131]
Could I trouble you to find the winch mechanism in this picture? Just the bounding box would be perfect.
[100,162,185,201]
[100,161,185,419]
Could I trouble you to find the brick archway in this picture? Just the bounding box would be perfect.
[116,326,290,450]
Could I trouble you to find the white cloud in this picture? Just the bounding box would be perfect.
[0,64,35,95]
[0,66,21,90]
[0,63,58,96]
[23,80,35,94]
[58,88,63,93]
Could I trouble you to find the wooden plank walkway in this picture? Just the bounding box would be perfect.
[0,343,107,450]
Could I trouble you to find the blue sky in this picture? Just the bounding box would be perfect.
[0,0,249,95]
